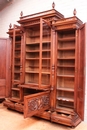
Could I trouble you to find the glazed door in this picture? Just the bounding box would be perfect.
[24,91,50,118]
[12,24,25,84]
[40,18,51,89]
[0,38,11,99]
[11,25,25,101]
[24,18,51,89]
[76,23,86,120]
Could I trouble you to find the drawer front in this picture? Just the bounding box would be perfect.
[51,112,72,126]
[36,110,51,120]
[24,91,50,118]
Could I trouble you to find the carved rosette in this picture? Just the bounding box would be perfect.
[28,95,49,112]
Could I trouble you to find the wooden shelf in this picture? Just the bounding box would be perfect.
[15,56,21,58]
[12,88,20,91]
[28,65,39,68]
[57,104,74,109]
[15,48,21,51]
[14,64,21,66]
[57,74,75,78]
[19,83,39,88]
[19,84,50,90]
[42,41,51,43]
[29,33,50,38]
[26,50,40,52]
[57,97,74,102]
[42,65,50,68]
[26,58,39,60]
[58,37,75,42]
[58,47,75,51]
[57,87,74,92]
[13,80,20,84]
[57,65,75,68]
[25,71,39,73]
[56,106,74,115]
[41,72,50,74]
[57,57,75,60]
[15,41,21,44]
[26,42,40,45]
[14,71,20,73]
[42,49,51,52]
[42,58,51,60]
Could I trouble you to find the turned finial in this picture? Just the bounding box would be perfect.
[9,23,12,29]
[73,8,77,16]
[52,2,55,9]
[20,11,23,17]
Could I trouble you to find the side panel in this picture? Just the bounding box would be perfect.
[24,91,50,118]
[77,23,86,120]
[6,38,11,97]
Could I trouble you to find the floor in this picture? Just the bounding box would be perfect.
[0,103,87,130]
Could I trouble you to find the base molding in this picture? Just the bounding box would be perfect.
[3,100,82,127]
[51,112,81,127]
[35,110,51,120]
[3,100,24,113]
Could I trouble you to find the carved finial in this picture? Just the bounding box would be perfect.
[73,8,77,16]
[9,23,12,29]
[20,11,23,17]
[52,2,55,9]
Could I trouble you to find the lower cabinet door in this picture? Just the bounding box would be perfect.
[24,91,50,118]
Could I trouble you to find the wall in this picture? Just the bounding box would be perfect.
[0,0,87,37]
[0,0,87,122]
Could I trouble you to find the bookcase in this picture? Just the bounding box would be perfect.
[3,5,86,127]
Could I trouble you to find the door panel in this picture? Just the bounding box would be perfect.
[0,38,11,98]
[40,18,51,88]
[12,25,24,84]
[24,91,50,118]
[77,23,86,120]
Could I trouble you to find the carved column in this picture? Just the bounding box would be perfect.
[50,26,56,111]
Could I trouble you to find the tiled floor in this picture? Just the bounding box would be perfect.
[0,103,87,130]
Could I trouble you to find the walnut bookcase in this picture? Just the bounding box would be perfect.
[3,4,86,127]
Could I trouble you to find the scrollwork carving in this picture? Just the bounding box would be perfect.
[28,95,49,112]
[28,98,38,111]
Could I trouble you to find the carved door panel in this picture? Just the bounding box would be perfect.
[24,91,50,118]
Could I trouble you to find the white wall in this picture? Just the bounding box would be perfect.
[0,0,87,37]
[0,0,87,122]
[1,0,87,38]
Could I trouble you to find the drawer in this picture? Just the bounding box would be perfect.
[51,112,72,126]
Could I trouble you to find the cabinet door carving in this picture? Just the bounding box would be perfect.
[24,91,50,118]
